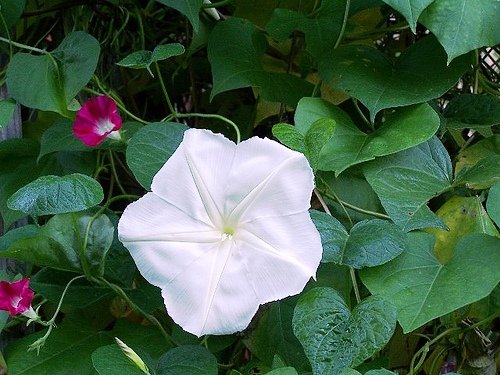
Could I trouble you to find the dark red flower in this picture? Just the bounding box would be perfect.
[0,278,35,316]
[73,96,122,146]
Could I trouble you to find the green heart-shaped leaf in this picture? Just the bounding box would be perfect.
[318,36,469,121]
[319,103,439,173]
[311,210,407,268]
[293,287,396,375]
[364,137,453,231]
[208,18,313,107]
[361,232,500,333]
[7,173,103,217]
[7,31,100,116]
[420,0,500,63]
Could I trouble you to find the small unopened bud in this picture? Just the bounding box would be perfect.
[115,337,151,375]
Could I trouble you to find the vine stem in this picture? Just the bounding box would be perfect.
[320,189,390,220]
[334,0,351,49]
[165,112,241,143]
[154,61,176,116]
[97,277,176,347]
[0,36,48,54]
[28,275,86,353]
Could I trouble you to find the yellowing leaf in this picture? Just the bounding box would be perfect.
[427,196,499,264]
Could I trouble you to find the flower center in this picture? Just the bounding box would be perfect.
[97,118,116,135]
[220,226,235,241]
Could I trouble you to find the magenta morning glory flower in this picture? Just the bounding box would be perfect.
[0,278,35,316]
[118,128,323,336]
[73,96,122,146]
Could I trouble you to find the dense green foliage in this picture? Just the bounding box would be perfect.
[0,1,498,374]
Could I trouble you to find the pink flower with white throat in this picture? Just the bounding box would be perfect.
[0,278,36,318]
[118,128,323,337]
[73,96,122,146]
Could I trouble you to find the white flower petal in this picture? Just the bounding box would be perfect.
[118,193,220,243]
[161,238,259,336]
[151,129,236,227]
[225,136,315,223]
[236,212,322,303]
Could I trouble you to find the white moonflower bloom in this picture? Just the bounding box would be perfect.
[118,128,322,336]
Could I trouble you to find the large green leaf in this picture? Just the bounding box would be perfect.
[266,1,348,60]
[361,232,500,333]
[267,368,299,375]
[126,122,188,190]
[244,298,310,372]
[0,212,114,275]
[293,288,396,375]
[318,104,439,173]
[420,0,500,63]
[156,0,203,32]
[311,210,407,268]
[293,99,439,174]
[364,137,453,231]
[7,174,103,217]
[381,0,434,32]
[7,31,100,115]
[443,94,500,129]
[208,18,314,107]
[156,345,218,375]
[318,36,469,121]
[4,314,113,375]
[0,139,61,227]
